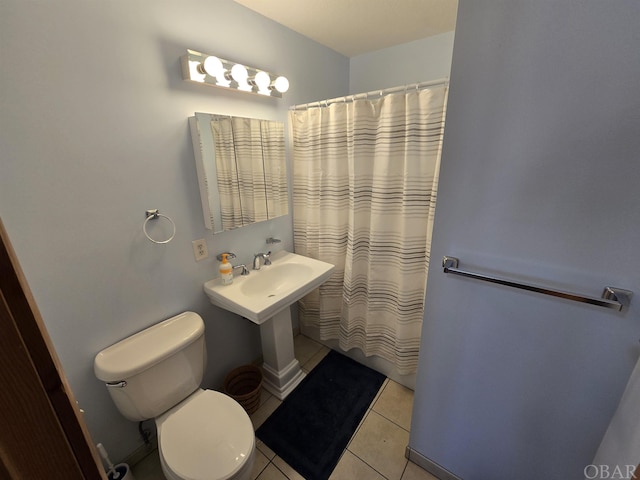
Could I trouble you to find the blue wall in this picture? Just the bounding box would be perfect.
[0,0,456,463]
[0,0,348,461]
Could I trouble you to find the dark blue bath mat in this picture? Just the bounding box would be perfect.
[256,349,386,480]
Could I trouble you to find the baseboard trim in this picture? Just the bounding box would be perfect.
[405,446,463,480]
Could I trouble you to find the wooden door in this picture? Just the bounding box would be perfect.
[0,218,106,479]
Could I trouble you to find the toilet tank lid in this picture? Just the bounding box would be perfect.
[94,312,204,382]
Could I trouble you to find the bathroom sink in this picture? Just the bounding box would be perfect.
[203,251,335,324]
[205,250,335,398]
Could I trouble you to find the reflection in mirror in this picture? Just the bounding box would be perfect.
[189,113,289,233]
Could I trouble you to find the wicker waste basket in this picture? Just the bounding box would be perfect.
[223,364,263,414]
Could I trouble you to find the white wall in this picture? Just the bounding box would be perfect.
[349,32,455,94]
[0,0,348,462]
[410,1,640,479]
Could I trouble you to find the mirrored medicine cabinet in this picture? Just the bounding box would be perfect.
[189,112,289,233]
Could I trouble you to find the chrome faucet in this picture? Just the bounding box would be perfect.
[233,264,250,276]
[253,251,272,270]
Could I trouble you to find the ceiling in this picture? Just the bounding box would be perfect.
[234,0,458,57]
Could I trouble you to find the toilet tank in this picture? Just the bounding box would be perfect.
[94,312,206,421]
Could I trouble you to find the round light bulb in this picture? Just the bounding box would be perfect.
[254,71,271,94]
[203,56,223,76]
[202,56,230,86]
[274,76,289,93]
[231,64,248,82]
[231,64,251,91]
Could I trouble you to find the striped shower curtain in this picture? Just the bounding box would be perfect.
[261,120,288,219]
[290,86,447,374]
[211,116,244,230]
[212,116,271,230]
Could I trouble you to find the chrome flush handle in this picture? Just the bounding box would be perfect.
[105,381,127,388]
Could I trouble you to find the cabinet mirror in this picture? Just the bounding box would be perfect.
[189,113,289,233]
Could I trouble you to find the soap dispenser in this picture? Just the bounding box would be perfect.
[219,253,233,285]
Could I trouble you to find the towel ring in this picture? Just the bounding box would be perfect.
[143,209,176,244]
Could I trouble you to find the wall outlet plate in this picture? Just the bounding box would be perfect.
[192,239,209,261]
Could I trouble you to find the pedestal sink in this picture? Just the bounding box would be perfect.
[204,251,335,399]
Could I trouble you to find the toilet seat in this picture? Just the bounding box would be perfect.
[156,389,255,480]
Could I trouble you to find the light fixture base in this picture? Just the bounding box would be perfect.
[181,49,288,98]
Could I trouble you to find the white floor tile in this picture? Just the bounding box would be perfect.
[347,410,410,480]
[373,379,414,430]
[251,449,270,480]
[402,460,441,480]
[329,450,386,480]
[256,463,289,480]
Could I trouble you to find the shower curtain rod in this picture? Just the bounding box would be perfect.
[290,77,449,111]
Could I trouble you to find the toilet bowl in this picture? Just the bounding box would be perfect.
[94,312,255,480]
[156,389,255,480]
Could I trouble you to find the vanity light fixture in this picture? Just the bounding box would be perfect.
[181,49,290,98]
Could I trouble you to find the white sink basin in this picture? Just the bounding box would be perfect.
[204,251,335,324]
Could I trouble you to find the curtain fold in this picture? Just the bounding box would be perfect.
[211,117,271,230]
[291,86,447,374]
[231,117,268,225]
[261,120,288,219]
[211,117,243,231]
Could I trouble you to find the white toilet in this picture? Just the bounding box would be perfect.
[94,312,256,480]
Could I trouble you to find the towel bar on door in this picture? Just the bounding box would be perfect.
[442,256,632,312]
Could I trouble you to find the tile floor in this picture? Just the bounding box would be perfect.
[132,335,437,480]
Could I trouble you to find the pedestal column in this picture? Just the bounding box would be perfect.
[259,308,305,399]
